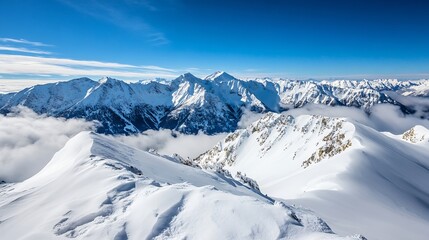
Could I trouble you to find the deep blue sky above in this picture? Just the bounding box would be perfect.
[1,0,429,80]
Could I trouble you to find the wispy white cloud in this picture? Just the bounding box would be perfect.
[0,38,52,47]
[58,0,169,46]
[147,32,169,46]
[0,79,68,94]
[141,65,176,72]
[113,129,227,160]
[0,54,179,80]
[123,0,158,11]
[0,46,52,55]
[0,107,94,182]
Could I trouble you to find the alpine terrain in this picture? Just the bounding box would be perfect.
[0,132,366,240]
[1,73,429,240]
[195,113,429,240]
[1,72,428,134]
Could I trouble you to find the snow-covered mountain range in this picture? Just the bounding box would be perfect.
[0,131,366,240]
[2,73,429,239]
[1,72,428,134]
[194,113,429,240]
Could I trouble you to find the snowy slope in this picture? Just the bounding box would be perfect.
[400,80,429,97]
[324,79,414,91]
[0,78,96,114]
[274,80,398,110]
[401,125,429,143]
[0,132,364,240]
[195,113,429,240]
[324,78,429,97]
[0,72,426,134]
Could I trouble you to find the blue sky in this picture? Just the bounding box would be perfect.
[0,0,429,80]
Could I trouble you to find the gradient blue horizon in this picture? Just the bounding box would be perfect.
[1,0,429,80]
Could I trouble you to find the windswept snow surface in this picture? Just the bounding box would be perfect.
[196,113,429,240]
[0,132,363,240]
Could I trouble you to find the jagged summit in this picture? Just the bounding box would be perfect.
[205,71,236,81]
[196,113,355,173]
[98,76,123,85]
[174,72,200,82]
[402,125,429,143]
[67,77,95,83]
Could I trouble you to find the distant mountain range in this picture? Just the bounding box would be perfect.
[1,72,428,134]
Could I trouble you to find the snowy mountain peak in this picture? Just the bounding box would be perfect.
[402,125,429,143]
[70,77,95,83]
[204,71,236,81]
[176,72,200,81]
[195,113,355,171]
[98,76,123,85]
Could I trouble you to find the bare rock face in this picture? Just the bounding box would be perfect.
[402,125,429,143]
[302,119,352,168]
[195,113,355,170]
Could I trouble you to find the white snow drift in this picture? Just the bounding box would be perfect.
[0,132,364,240]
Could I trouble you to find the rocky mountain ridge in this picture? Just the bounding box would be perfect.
[0,72,427,134]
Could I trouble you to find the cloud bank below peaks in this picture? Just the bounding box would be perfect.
[0,107,94,182]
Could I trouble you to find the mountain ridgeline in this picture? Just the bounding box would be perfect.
[0,71,427,134]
